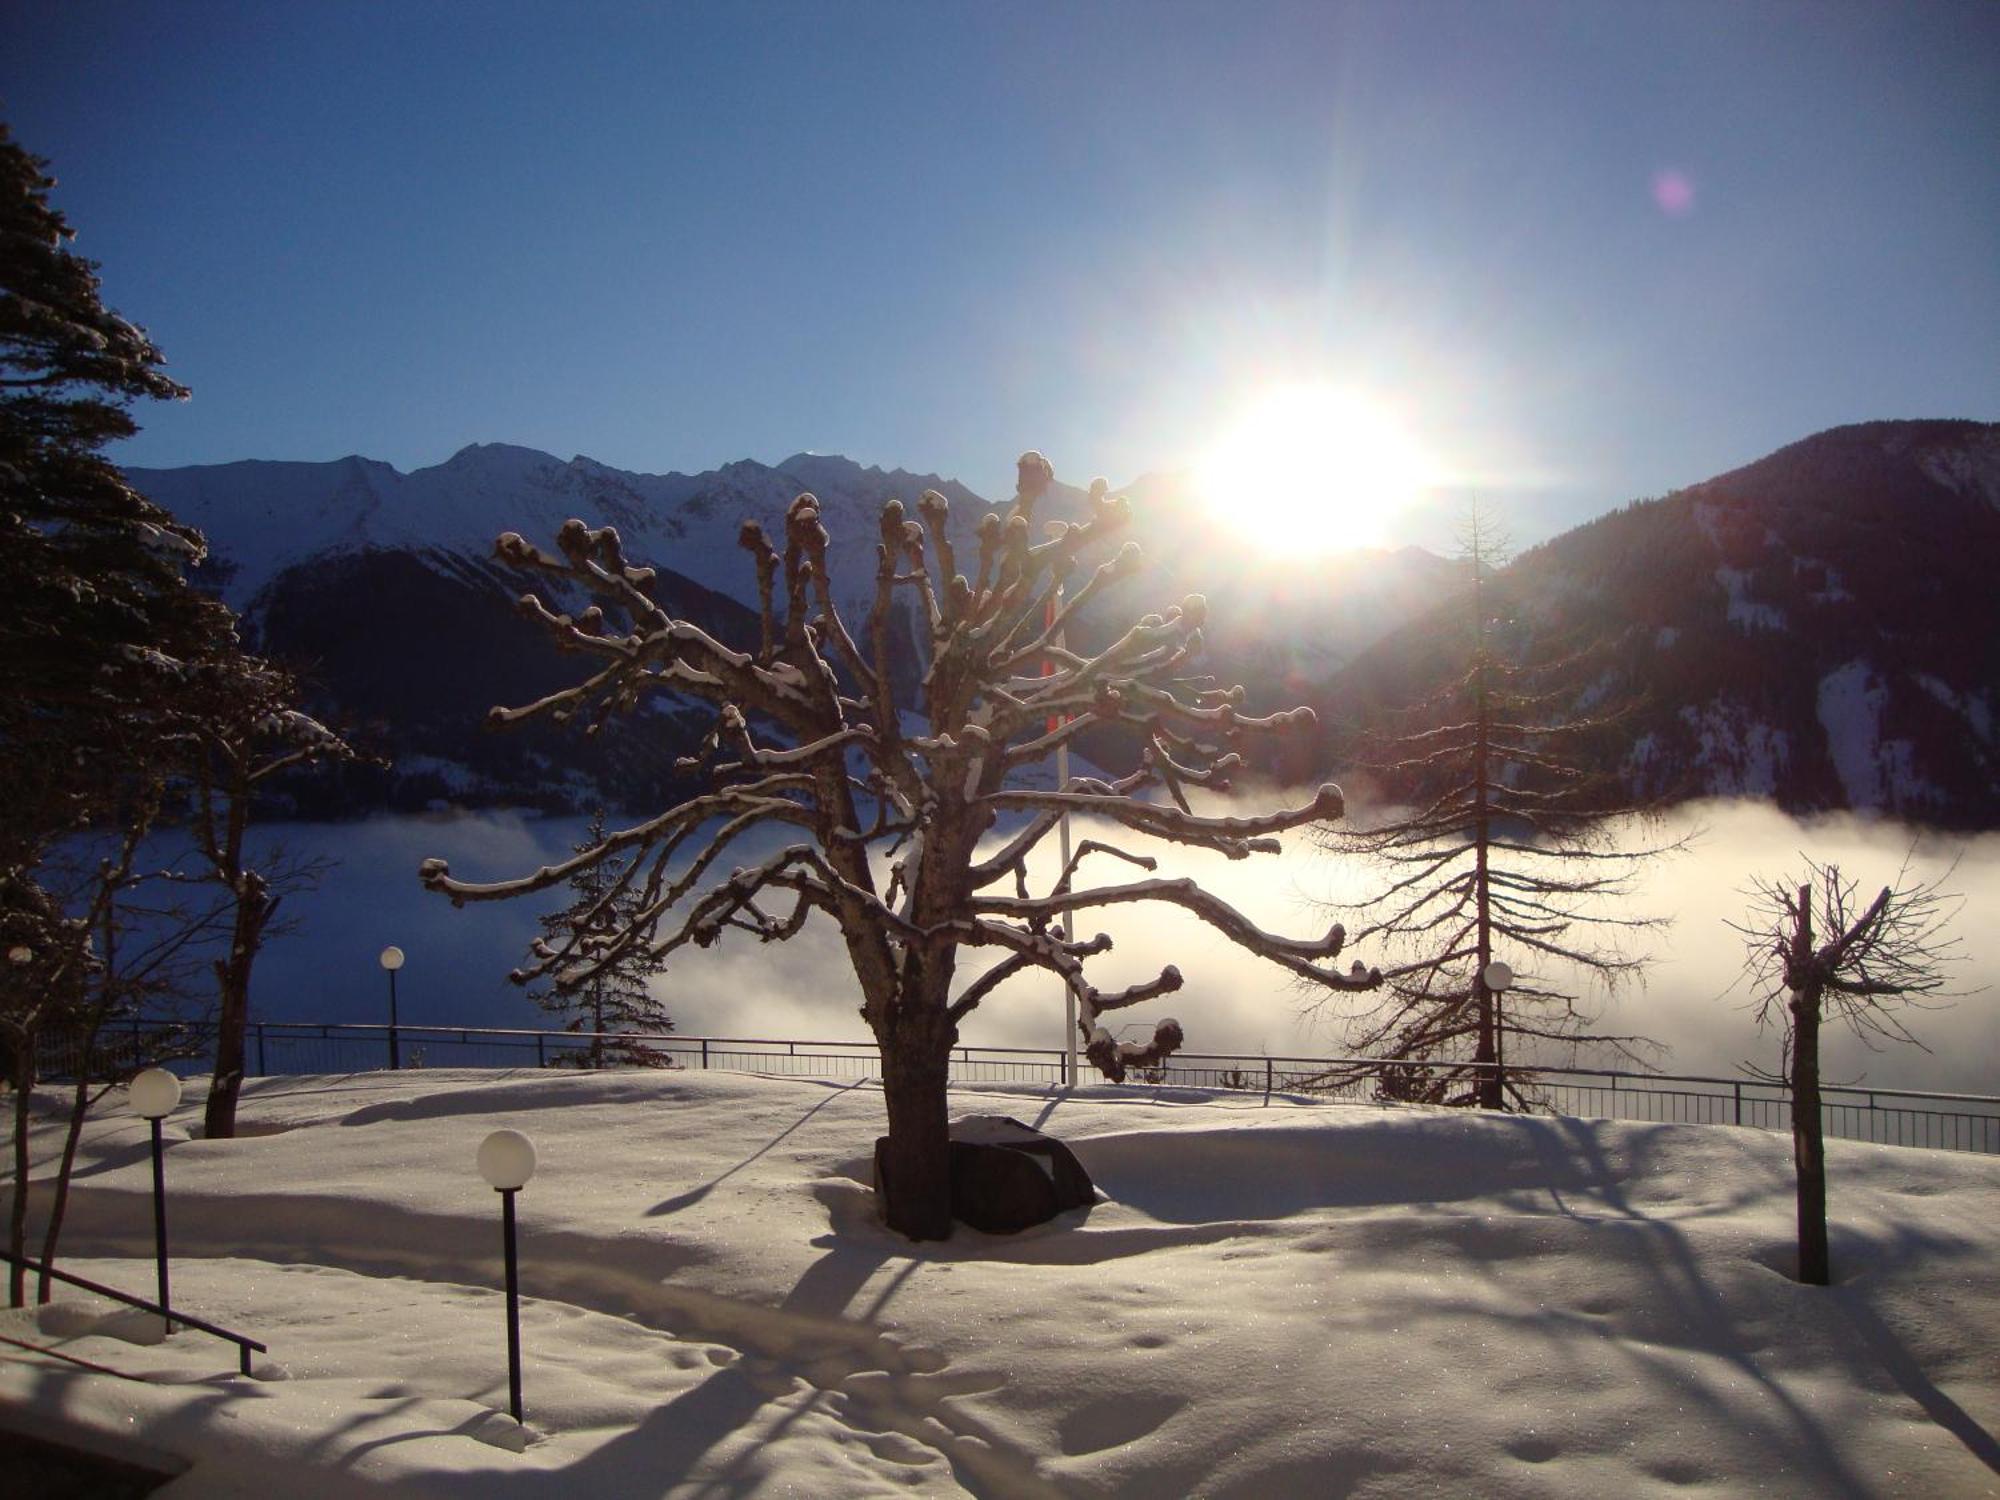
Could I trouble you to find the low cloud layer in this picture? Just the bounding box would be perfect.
[247,800,1996,1097]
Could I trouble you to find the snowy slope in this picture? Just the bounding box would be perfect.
[1329,419,2000,827]
[5,1068,1998,1497]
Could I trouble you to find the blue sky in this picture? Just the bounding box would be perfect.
[4,0,1996,546]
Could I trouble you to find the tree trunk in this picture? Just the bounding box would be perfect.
[204,878,273,1141]
[1471,643,1501,1111]
[875,1013,956,1241]
[36,1074,99,1302]
[8,1035,32,1307]
[1789,981,1829,1285]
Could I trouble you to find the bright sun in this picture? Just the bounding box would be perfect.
[1195,385,1432,554]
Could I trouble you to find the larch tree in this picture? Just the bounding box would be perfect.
[1310,505,1674,1110]
[423,452,1380,1240]
[529,809,674,1069]
[1730,859,1962,1286]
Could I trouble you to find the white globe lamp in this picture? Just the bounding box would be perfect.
[129,1066,183,1327]
[129,1067,183,1120]
[478,1129,538,1191]
[379,945,406,1068]
[478,1127,537,1424]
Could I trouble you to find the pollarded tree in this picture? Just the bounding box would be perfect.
[1310,505,1674,1109]
[422,452,1380,1239]
[529,809,674,1068]
[1730,859,1962,1286]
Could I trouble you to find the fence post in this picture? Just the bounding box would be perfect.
[255,1022,267,1078]
[701,1038,709,1070]
[537,1034,546,1067]
[1733,1080,1742,1126]
[1264,1058,1274,1104]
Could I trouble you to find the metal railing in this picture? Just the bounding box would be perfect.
[0,1248,267,1376]
[41,1019,2000,1156]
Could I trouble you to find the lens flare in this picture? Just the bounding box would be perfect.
[1195,385,1431,554]
[1651,168,1696,217]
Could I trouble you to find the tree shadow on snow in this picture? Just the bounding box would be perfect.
[644,1078,871,1219]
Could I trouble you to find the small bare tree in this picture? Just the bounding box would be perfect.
[4,798,223,1306]
[1731,859,1962,1286]
[182,655,352,1140]
[423,452,1379,1239]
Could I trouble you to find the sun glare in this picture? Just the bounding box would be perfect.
[1195,386,1431,554]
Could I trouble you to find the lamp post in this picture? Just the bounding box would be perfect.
[128,1068,182,1331]
[477,1128,536,1424]
[1481,960,1515,1107]
[379,945,405,1069]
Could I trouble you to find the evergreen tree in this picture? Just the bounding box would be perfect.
[0,122,239,879]
[0,125,349,1277]
[528,810,674,1068]
[1310,505,1676,1109]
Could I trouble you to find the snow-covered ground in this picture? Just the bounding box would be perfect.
[4,1067,1998,1498]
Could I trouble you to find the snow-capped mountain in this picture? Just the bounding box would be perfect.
[136,444,988,622]
[1328,419,2000,828]
[129,443,1448,813]
[125,419,2000,825]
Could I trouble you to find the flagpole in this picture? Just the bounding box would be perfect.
[1046,579,1076,1087]
[1057,732,1074,1086]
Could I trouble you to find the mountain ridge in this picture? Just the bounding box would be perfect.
[123,419,2000,825]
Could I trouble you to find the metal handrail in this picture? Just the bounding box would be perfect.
[79,1020,1997,1099]
[0,1248,267,1376]
[49,1018,2000,1154]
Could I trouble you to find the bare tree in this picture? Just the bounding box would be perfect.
[1310,504,1676,1109]
[29,825,223,1302]
[423,452,1379,1239]
[182,656,352,1140]
[1731,858,1962,1286]
[3,792,223,1306]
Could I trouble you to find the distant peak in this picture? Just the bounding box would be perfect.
[440,441,561,469]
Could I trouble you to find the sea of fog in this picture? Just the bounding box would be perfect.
[224,799,1997,1097]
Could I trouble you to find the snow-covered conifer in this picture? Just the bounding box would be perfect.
[527,810,674,1068]
[0,121,238,888]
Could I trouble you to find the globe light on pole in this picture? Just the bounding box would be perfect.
[1481,961,1515,1106]
[129,1067,183,1331]
[379,945,405,1070]
[478,1129,537,1424]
